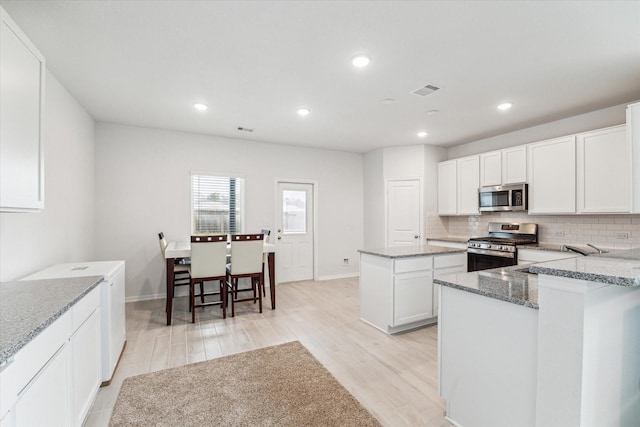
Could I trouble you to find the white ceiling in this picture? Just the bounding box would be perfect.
[2,0,640,153]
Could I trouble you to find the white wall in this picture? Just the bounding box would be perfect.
[448,103,629,159]
[0,71,96,281]
[424,145,448,213]
[94,123,363,301]
[363,148,384,249]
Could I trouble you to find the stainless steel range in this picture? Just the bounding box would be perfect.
[467,222,538,272]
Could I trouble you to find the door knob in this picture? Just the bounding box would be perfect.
[414,235,419,239]
[277,236,281,240]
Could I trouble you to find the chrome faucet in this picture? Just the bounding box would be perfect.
[586,243,607,254]
[561,245,590,256]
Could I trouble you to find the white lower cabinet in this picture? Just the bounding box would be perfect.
[360,251,466,334]
[433,253,467,316]
[70,307,101,426]
[0,286,101,427]
[15,344,71,426]
[394,269,433,325]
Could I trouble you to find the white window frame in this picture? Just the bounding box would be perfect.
[190,172,245,235]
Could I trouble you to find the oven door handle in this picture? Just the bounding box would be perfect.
[467,248,516,259]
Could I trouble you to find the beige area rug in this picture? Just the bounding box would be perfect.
[110,341,382,426]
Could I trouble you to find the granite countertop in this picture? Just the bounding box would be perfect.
[432,244,640,309]
[434,266,539,309]
[0,276,103,365]
[529,255,640,287]
[359,244,466,258]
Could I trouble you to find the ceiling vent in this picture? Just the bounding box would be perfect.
[412,84,440,96]
[237,127,254,133]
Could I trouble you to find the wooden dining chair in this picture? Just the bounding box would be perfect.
[226,233,265,317]
[159,232,192,310]
[189,235,228,322]
[260,229,271,297]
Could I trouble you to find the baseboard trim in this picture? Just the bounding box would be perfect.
[125,293,165,303]
[318,273,359,281]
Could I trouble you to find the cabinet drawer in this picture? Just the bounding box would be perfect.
[394,256,432,274]
[71,286,100,332]
[434,253,466,269]
[0,310,70,418]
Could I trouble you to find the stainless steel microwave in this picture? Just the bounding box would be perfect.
[478,183,528,212]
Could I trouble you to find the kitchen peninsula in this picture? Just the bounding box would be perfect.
[358,245,466,334]
[435,252,640,427]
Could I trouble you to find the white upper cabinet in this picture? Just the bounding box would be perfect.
[629,102,640,213]
[480,147,527,187]
[576,125,629,213]
[501,146,527,184]
[438,156,480,216]
[0,6,46,212]
[527,136,576,214]
[437,160,457,215]
[479,151,501,187]
[456,155,480,215]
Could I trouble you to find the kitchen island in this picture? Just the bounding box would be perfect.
[435,251,640,427]
[358,245,466,334]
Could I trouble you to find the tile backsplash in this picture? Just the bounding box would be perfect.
[427,212,640,250]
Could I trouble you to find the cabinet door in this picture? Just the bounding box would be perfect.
[527,136,576,214]
[0,7,45,212]
[480,151,502,187]
[15,344,70,426]
[438,160,457,215]
[629,103,640,213]
[71,309,101,427]
[502,146,527,184]
[393,270,433,326]
[576,125,629,213]
[457,156,480,215]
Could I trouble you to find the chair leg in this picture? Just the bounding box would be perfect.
[262,264,266,297]
[222,280,227,319]
[200,282,205,304]
[257,277,263,313]
[190,282,196,323]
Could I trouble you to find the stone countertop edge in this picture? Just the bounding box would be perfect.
[529,262,640,287]
[358,245,466,258]
[0,276,103,365]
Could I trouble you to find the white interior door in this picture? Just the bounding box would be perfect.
[276,182,314,283]
[387,179,421,246]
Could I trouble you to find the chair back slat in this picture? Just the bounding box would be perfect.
[230,234,264,274]
[158,232,168,255]
[190,235,227,279]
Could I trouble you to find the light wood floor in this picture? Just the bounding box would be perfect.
[85,277,452,427]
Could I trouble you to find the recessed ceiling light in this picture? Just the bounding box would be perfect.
[193,102,208,111]
[417,131,428,138]
[297,107,311,116]
[497,102,513,111]
[426,109,440,116]
[381,98,396,105]
[351,54,372,68]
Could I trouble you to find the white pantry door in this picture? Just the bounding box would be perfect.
[276,182,314,283]
[387,179,421,246]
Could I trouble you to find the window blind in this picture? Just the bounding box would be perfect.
[191,174,244,234]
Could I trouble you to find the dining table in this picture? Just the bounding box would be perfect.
[164,240,277,325]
